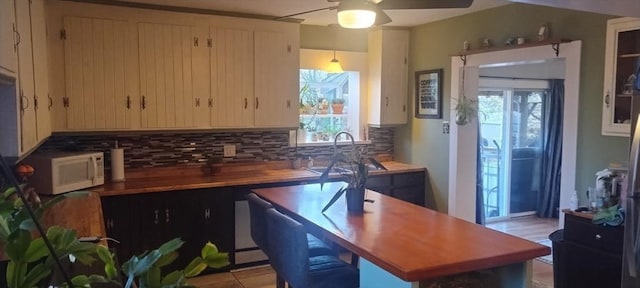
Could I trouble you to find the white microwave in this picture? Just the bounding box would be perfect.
[24,152,105,195]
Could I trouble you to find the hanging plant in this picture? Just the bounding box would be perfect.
[454,64,478,126]
[454,96,478,126]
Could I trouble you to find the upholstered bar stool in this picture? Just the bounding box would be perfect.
[266,208,359,288]
[247,193,335,287]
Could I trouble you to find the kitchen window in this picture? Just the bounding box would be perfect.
[299,49,367,145]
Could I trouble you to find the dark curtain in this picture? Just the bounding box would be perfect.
[538,79,564,218]
[476,120,486,225]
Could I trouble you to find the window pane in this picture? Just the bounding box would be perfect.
[299,69,360,143]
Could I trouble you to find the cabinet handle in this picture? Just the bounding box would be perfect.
[204,208,210,219]
[141,96,146,110]
[386,96,389,107]
[595,234,602,240]
[208,98,213,108]
[403,104,406,112]
[34,94,38,111]
[13,23,20,49]
[286,99,291,108]
[604,92,610,108]
[244,98,248,109]
[256,97,259,109]
[126,95,131,109]
[154,210,159,224]
[195,98,200,107]
[48,94,53,111]
[20,92,29,111]
[165,208,170,223]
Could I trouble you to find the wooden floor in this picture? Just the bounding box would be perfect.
[486,215,560,288]
[190,215,559,287]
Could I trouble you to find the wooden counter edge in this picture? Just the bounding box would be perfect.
[562,208,595,219]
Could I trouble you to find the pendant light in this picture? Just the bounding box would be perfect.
[326,50,344,73]
[337,0,377,29]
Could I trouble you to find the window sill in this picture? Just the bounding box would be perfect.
[295,140,372,147]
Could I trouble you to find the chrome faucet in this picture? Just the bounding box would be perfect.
[333,131,355,149]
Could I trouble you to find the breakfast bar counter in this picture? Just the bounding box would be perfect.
[253,182,550,287]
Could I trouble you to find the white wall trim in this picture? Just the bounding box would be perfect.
[448,41,581,226]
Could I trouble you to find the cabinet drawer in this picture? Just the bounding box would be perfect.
[393,172,425,187]
[564,214,623,254]
[366,175,391,188]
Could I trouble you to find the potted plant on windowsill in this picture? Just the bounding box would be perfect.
[318,132,387,214]
[331,98,345,114]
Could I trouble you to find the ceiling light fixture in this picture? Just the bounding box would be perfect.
[326,50,344,73]
[337,0,377,29]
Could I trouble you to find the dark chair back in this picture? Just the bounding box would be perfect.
[246,193,273,254]
[266,208,310,288]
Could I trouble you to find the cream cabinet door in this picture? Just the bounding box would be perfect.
[0,0,17,77]
[601,17,640,137]
[139,22,196,129]
[209,28,254,128]
[368,29,409,126]
[15,0,37,153]
[63,17,131,130]
[254,30,298,128]
[31,0,51,142]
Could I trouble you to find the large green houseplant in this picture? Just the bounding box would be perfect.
[0,159,228,288]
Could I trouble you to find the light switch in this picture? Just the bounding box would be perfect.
[223,145,236,157]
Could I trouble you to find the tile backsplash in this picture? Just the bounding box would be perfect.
[37,128,394,170]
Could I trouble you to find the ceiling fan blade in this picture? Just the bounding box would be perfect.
[377,0,473,9]
[374,8,392,26]
[274,6,336,20]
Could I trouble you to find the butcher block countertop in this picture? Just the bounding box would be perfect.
[92,161,425,197]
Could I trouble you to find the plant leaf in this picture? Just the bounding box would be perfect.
[184,257,207,278]
[157,238,184,255]
[7,261,27,288]
[155,250,178,268]
[5,229,31,262]
[201,242,219,259]
[24,237,48,263]
[161,270,184,286]
[21,263,51,288]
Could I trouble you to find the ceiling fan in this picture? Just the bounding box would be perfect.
[278,0,474,28]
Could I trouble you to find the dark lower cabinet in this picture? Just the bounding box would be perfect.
[555,213,623,288]
[101,188,234,274]
[366,171,426,206]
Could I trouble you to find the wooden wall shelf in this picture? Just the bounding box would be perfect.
[452,38,573,58]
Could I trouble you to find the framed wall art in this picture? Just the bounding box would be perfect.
[415,69,443,119]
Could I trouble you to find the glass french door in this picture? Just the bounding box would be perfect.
[479,88,545,221]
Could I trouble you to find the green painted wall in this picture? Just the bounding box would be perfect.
[398,3,628,212]
[300,3,630,212]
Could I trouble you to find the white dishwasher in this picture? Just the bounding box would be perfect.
[234,200,268,266]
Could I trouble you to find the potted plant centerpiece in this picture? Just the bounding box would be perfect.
[319,132,387,214]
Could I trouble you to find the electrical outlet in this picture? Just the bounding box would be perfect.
[223,145,236,157]
[442,121,450,134]
[289,130,297,147]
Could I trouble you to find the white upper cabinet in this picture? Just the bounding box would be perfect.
[138,22,195,129]
[0,0,17,77]
[210,27,254,128]
[601,17,640,137]
[62,16,133,130]
[15,0,37,153]
[254,30,299,128]
[31,0,51,142]
[47,1,300,131]
[368,29,409,126]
